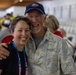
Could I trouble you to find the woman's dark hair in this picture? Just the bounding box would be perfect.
[10,16,32,32]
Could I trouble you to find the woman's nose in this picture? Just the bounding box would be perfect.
[22,31,26,36]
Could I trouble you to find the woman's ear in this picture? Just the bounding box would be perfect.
[10,30,12,34]
[10,30,14,35]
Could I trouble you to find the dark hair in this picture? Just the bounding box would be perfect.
[10,16,32,32]
[6,13,11,16]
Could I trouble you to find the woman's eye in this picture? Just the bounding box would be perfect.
[25,30,30,32]
[18,30,22,32]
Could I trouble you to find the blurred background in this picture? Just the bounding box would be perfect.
[0,0,76,46]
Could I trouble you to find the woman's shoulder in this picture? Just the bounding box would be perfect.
[54,31,63,38]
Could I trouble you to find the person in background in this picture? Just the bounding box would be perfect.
[0,14,14,43]
[0,13,11,31]
[44,15,63,38]
[10,12,15,20]
[0,16,31,75]
[59,28,66,38]
[0,2,76,75]
[0,23,7,31]
[59,28,76,62]
[0,28,12,43]
[0,16,5,27]
[2,13,11,28]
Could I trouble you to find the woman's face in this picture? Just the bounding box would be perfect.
[12,20,31,47]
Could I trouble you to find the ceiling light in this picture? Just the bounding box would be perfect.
[19,0,23,2]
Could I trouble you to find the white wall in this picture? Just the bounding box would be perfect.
[5,7,14,13]
[0,11,6,18]
[39,0,76,19]
[5,6,26,17]
[14,6,25,16]
[40,0,76,6]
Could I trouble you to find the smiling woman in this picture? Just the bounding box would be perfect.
[0,16,32,75]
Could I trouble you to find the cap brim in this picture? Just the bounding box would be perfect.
[25,8,45,14]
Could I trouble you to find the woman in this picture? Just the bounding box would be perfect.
[0,16,32,75]
[44,15,63,38]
